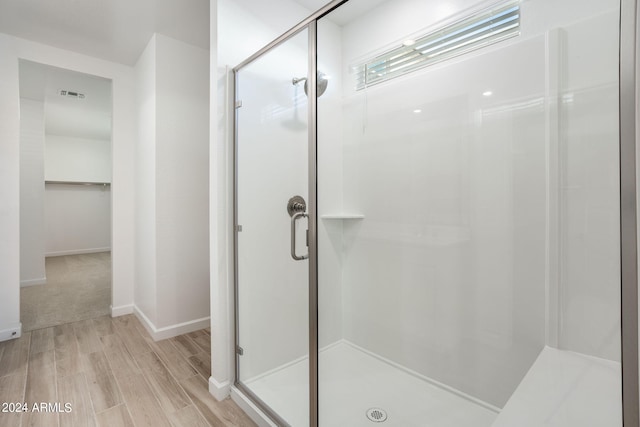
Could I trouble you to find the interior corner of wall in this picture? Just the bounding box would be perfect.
[133,304,157,337]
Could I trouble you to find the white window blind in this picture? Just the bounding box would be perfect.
[354,2,520,90]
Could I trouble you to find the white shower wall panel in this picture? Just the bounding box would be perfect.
[340,36,547,408]
[556,12,621,362]
[335,0,621,408]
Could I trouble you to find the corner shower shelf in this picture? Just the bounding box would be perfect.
[320,214,365,220]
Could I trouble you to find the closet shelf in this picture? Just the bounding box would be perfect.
[320,214,365,220]
[45,180,111,186]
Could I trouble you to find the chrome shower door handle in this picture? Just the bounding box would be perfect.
[291,211,308,261]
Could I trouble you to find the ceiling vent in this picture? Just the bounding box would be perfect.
[59,89,85,99]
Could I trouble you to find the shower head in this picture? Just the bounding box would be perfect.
[292,72,329,97]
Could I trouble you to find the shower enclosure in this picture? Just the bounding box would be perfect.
[232,0,638,425]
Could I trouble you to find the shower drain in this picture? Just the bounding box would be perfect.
[366,408,388,423]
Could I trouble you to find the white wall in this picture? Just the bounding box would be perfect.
[45,134,111,183]
[155,34,210,330]
[135,35,158,326]
[0,35,21,341]
[0,33,137,339]
[44,184,111,256]
[43,134,112,256]
[209,2,232,399]
[19,98,46,286]
[135,33,210,337]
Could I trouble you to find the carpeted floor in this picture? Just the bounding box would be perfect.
[20,252,111,332]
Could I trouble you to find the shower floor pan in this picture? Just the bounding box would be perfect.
[246,341,498,427]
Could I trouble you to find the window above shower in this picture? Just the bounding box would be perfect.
[353,1,520,90]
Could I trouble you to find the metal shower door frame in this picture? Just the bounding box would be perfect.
[231,23,312,427]
[231,2,348,425]
[231,0,640,425]
[619,0,639,425]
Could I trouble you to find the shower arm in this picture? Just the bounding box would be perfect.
[292,72,328,97]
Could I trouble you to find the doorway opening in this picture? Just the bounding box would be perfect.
[19,60,113,332]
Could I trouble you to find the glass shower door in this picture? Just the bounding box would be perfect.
[234,28,310,426]
[316,0,623,426]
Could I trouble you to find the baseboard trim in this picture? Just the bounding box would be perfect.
[134,306,210,341]
[20,277,47,287]
[0,323,22,342]
[111,304,134,317]
[209,377,231,401]
[45,247,111,257]
[231,386,277,427]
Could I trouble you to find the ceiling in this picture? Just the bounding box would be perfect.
[4,0,390,142]
[0,0,209,65]
[0,0,392,68]
[291,0,390,25]
[20,60,112,140]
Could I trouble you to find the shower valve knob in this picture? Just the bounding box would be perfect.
[287,196,307,217]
